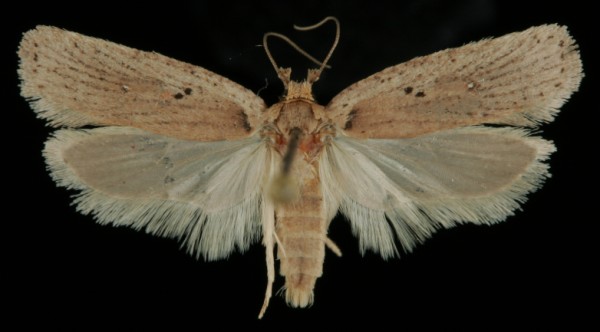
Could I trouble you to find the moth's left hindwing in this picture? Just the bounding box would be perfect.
[321,127,555,257]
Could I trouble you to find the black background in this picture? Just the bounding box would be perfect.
[5,0,596,329]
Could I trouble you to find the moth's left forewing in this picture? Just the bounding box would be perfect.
[326,25,582,139]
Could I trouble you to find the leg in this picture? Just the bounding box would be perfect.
[258,198,276,319]
[324,236,342,257]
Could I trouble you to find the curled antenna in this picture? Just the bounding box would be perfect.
[293,16,340,82]
[263,16,340,87]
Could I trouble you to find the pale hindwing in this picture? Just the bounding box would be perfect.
[45,127,274,260]
[19,26,267,141]
[320,127,555,258]
[326,25,582,139]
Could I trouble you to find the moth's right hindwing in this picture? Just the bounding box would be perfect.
[45,127,273,260]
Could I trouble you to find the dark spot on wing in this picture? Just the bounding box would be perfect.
[404,87,413,94]
[33,53,38,62]
[184,87,193,95]
[164,176,175,184]
[160,157,174,169]
[240,111,251,132]
[415,91,426,97]
[173,92,184,99]
[344,109,358,130]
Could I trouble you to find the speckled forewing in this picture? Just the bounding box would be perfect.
[327,25,582,138]
[19,26,266,141]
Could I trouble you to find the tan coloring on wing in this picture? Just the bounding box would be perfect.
[19,18,582,318]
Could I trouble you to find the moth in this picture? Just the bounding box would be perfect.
[18,17,582,318]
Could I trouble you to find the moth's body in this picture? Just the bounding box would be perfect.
[264,81,330,306]
[266,81,327,160]
[274,156,325,306]
[18,20,582,318]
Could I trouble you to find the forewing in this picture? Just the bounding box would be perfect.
[327,25,582,138]
[320,127,554,257]
[19,26,266,141]
[45,127,274,260]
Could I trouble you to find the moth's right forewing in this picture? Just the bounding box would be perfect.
[327,25,582,139]
[19,26,267,141]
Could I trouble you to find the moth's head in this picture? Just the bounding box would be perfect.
[285,75,315,101]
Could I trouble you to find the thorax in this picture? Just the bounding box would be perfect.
[262,81,333,162]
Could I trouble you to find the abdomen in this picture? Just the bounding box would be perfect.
[276,158,326,307]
